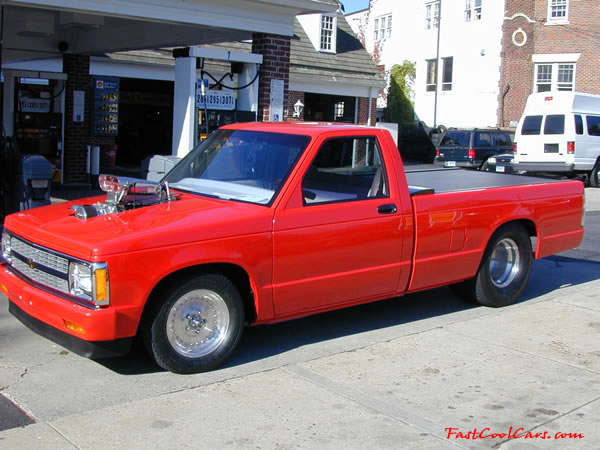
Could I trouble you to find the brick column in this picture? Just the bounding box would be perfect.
[357,97,377,125]
[63,54,115,185]
[63,54,91,184]
[252,33,291,121]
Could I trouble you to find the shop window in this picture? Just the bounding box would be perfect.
[334,102,345,120]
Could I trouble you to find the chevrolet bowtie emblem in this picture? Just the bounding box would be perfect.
[27,258,37,270]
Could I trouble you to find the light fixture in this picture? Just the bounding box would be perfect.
[293,99,304,118]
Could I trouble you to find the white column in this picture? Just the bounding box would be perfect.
[3,75,15,136]
[236,63,259,113]
[172,57,196,157]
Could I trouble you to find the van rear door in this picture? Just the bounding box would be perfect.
[515,114,573,164]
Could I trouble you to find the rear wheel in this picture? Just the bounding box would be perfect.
[590,162,600,187]
[452,223,532,307]
[145,274,245,374]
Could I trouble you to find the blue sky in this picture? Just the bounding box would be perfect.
[341,0,369,14]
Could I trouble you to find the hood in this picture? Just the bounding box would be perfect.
[3,193,273,260]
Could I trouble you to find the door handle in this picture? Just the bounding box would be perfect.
[377,203,397,214]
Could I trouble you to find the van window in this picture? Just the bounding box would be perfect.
[521,115,543,135]
[575,115,584,135]
[494,132,512,146]
[587,116,600,137]
[544,115,565,135]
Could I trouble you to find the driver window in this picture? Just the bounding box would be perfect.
[302,136,388,205]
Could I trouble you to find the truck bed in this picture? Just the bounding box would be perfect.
[405,168,563,194]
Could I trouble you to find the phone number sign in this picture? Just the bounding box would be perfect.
[196,89,235,111]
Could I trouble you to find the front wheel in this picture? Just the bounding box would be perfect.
[452,223,532,307]
[146,274,245,374]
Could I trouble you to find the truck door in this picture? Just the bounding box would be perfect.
[271,135,405,317]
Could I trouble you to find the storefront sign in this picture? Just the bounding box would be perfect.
[91,76,120,135]
[19,97,50,113]
[196,87,235,111]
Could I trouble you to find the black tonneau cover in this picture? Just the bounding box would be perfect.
[405,168,564,195]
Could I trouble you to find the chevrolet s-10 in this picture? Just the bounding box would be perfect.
[0,122,585,373]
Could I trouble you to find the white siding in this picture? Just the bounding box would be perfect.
[355,0,504,129]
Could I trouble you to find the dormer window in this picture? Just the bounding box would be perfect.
[320,14,336,52]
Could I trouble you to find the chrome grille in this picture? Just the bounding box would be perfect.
[9,236,70,294]
[11,257,69,293]
[11,238,69,274]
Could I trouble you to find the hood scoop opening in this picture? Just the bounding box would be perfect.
[71,175,177,220]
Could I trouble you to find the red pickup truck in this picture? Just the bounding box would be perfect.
[0,123,585,373]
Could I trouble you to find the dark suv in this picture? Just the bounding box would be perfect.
[434,128,513,169]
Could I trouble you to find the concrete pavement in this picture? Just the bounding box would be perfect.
[0,188,598,449]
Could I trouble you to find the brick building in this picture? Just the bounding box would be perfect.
[500,0,600,127]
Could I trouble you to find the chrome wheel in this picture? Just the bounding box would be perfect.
[452,223,532,308]
[166,289,231,358]
[489,237,520,288]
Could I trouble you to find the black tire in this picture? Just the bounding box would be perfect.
[145,274,245,374]
[452,223,532,307]
[590,162,600,187]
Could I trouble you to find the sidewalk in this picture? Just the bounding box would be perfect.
[1,270,599,449]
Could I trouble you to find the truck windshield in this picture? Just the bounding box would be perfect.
[164,129,310,205]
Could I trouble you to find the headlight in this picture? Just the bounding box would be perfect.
[488,157,497,164]
[1,232,11,263]
[68,261,110,307]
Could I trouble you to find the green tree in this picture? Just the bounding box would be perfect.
[385,61,416,124]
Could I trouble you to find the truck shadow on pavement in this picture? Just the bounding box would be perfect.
[98,253,600,375]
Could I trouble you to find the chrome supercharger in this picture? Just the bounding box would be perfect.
[71,175,175,220]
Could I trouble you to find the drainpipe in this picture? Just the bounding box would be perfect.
[367,87,373,126]
[501,83,510,127]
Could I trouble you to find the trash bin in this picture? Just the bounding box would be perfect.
[19,155,54,211]
[142,155,181,182]
[101,143,118,167]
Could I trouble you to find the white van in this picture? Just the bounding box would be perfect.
[513,91,600,186]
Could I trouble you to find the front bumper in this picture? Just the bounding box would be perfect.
[9,300,132,358]
[1,264,133,358]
